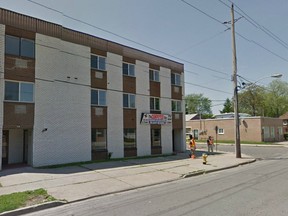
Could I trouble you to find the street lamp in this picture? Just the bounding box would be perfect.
[241,73,283,88]
[234,73,282,158]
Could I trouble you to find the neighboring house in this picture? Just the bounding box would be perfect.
[279,112,288,133]
[186,115,284,142]
[0,8,185,170]
[214,113,251,119]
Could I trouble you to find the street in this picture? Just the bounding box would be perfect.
[24,145,288,216]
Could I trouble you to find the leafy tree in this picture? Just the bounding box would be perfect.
[238,85,265,116]
[185,93,212,118]
[263,80,288,117]
[220,98,234,113]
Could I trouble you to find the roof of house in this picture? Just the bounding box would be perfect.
[185,114,198,121]
[279,112,288,119]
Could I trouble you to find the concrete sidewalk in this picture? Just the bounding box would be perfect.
[0,151,255,206]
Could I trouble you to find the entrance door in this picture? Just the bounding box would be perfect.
[2,130,9,165]
[23,130,28,163]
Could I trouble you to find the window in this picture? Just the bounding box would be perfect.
[91,89,106,106]
[124,129,136,148]
[123,63,135,76]
[263,127,270,139]
[278,127,283,136]
[171,73,181,86]
[91,55,106,71]
[218,128,224,135]
[91,129,107,150]
[123,93,135,108]
[5,81,34,102]
[149,69,159,82]
[150,97,160,111]
[172,100,181,112]
[5,35,35,58]
[270,127,275,138]
[151,129,161,147]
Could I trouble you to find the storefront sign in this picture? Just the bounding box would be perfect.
[141,113,172,125]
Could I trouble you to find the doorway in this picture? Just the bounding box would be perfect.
[2,130,9,165]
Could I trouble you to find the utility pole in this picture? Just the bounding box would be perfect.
[231,4,241,158]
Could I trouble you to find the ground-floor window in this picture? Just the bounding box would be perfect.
[124,128,136,148]
[151,129,161,147]
[91,128,107,150]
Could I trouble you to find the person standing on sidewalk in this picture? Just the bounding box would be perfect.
[189,134,196,158]
[207,136,214,154]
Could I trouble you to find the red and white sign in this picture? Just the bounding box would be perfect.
[141,113,172,125]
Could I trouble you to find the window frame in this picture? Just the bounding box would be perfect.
[91,55,106,71]
[4,80,34,102]
[122,62,135,77]
[171,73,181,86]
[5,35,35,58]
[218,128,224,135]
[123,93,136,108]
[124,128,136,148]
[150,97,160,111]
[91,128,107,150]
[172,100,182,112]
[91,89,107,106]
[149,69,160,82]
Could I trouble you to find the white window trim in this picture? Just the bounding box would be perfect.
[123,93,136,108]
[91,89,107,106]
[171,73,181,86]
[123,62,135,77]
[150,97,160,111]
[4,80,34,103]
[218,128,224,135]
[91,54,106,71]
[149,69,160,82]
[172,100,182,112]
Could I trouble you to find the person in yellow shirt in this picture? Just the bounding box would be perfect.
[189,134,196,158]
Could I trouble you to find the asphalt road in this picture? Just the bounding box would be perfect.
[25,145,288,216]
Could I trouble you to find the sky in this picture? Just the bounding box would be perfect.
[0,0,287,114]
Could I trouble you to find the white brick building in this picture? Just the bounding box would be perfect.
[0,8,185,170]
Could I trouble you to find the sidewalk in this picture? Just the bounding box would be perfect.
[0,151,255,214]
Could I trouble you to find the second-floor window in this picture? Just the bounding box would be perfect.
[149,69,159,82]
[123,93,135,108]
[5,35,35,58]
[91,89,106,106]
[91,55,106,71]
[5,81,34,102]
[123,63,135,76]
[150,97,160,111]
[172,100,182,112]
[171,73,181,86]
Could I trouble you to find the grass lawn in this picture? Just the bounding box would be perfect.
[0,189,56,214]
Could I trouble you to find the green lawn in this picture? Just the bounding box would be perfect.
[0,189,56,213]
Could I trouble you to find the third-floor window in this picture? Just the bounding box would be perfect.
[171,73,181,86]
[5,35,35,58]
[123,63,135,76]
[149,69,160,82]
[91,55,106,71]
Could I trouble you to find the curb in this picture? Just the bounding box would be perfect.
[181,159,256,178]
[0,201,66,216]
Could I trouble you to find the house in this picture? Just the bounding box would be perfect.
[279,112,288,133]
[186,115,284,142]
[0,8,185,170]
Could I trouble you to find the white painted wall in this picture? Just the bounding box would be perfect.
[8,129,23,164]
[106,52,123,158]
[160,67,173,154]
[0,24,4,170]
[136,60,150,156]
[33,34,91,167]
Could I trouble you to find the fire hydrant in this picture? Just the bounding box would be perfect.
[202,153,208,165]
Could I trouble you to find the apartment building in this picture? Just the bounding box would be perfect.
[0,8,185,170]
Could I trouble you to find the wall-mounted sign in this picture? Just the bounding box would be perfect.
[141,113,172,125]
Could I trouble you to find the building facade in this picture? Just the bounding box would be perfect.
[0,8,185,170]
[279,112,288,134]
[186,116,284,143]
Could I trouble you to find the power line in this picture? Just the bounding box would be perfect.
[26,0,229,77]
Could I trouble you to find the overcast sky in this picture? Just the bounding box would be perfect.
[1,0,287,114]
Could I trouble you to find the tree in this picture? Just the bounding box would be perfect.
[220,98,234,113]
[263,80,288,117]
[238,85,265,116]
[185,93,212,118]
